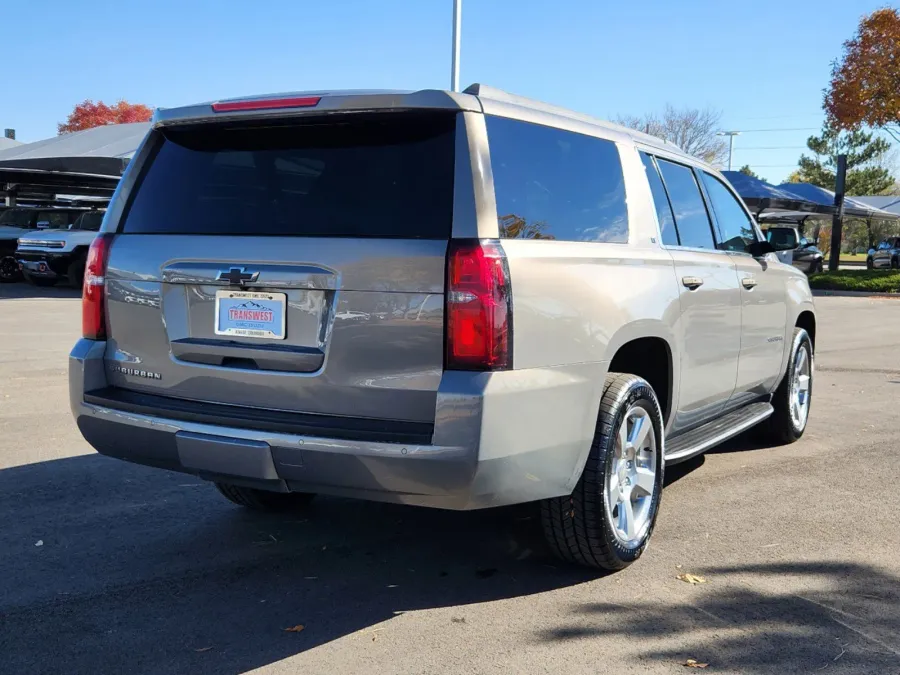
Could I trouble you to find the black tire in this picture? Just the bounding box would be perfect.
[812,259,824,275]
[214,482,315,512]
[23,272,56,287]
[0,255,21,283]
[893,257,899,270]
[756,328,813,445]
[867,257,874,270]
[66,255,87,290]
[541,373,665,571]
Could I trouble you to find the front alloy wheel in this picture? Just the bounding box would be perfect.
[756,327,813,444]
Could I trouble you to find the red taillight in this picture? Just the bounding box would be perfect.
[82,234,114,340]
[445,239,512,371]
[211,96,321,113]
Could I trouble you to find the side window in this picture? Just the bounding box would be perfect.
[639,152,679,246]
[656,159,715,249]
[701,172,757,253]
[487,115,628,242]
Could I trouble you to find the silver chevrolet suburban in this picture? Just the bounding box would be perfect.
[69,85,816,570]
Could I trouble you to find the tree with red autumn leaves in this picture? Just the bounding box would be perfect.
[825,8,900,141]
[57,100,153,134]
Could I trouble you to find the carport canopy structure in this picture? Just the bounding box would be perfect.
[0,122,149,206]
[775,182,899,221]
[722,171,833,218]
[0,122,149,176]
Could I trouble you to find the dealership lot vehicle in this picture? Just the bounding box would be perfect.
[0,207,86,282]
[764,225,825,275]
[69,86,816,570]
[867,237,900,269]
[16,210,105,288]
[17,211,105,288]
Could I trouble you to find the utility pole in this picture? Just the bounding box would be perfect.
[828,154,848,272]
[717,131,741,171]
[451,0,461,92]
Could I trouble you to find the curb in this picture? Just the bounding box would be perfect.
[812,289,900,298]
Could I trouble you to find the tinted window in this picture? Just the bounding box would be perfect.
[0,209,34,227]
[656,160,715,249]
[701,172,756,253]
[487,116,628,242]
[73,212,105,231]
[639,152,678,246]
[122,115,456,238]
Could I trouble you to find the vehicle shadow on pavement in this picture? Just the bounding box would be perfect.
[0,454,596,675]
[540,560,900,673]
[0,283,81,300]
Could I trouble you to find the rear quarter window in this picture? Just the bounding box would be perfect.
[487,116,628,243]
[120,114,457,239]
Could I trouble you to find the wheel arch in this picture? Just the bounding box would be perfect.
[795,310,816,351]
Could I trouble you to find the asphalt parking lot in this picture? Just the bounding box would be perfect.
[1,283,898,675]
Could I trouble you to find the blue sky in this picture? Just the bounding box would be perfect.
[0,0,888,183]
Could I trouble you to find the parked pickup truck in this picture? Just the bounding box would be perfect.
[0,207,87,282]
[17,211,105,288]
[69,85,816,571]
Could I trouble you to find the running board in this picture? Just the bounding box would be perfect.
[665,402,774,464]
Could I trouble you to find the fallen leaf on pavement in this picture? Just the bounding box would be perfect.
[34,540,44,547]
[677,573,707,585]
[194,647,213,653]
[283,625,305,633]
[683,659,709,668]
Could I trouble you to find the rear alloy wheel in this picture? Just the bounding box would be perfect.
[812,259,823,275]
[214,482,316,512]
[756,327,813,444]
[866,257,874,270]
[0,255,21,283]
[541,373,664,571]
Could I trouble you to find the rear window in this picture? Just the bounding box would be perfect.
[487,116,628,243]
[122,115,457,238]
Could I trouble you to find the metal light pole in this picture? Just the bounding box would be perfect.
[451,0,461,92]
[717,131,741,171]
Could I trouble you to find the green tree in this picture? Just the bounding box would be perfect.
[738,165,767,182]
[795,126,894,195]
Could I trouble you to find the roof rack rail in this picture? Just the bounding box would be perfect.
[462,83,683,152]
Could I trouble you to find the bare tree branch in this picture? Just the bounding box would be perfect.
[615,105,728,165]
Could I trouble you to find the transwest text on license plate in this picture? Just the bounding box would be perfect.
[215,290,286,340]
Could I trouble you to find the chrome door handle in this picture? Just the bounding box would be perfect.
[742,277,758,289]
[682,276,704,290]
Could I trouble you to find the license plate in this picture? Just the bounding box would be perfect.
[215,290,286,340]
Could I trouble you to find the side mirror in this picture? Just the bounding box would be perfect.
[748,240,776,257]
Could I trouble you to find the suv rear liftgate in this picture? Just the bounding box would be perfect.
[92,112,459,448]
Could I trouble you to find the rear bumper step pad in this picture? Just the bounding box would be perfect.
[83,387,434,446]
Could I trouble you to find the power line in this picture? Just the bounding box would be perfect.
[728,113,822,122]
[734,146,808,150]
[733,127,819,133]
